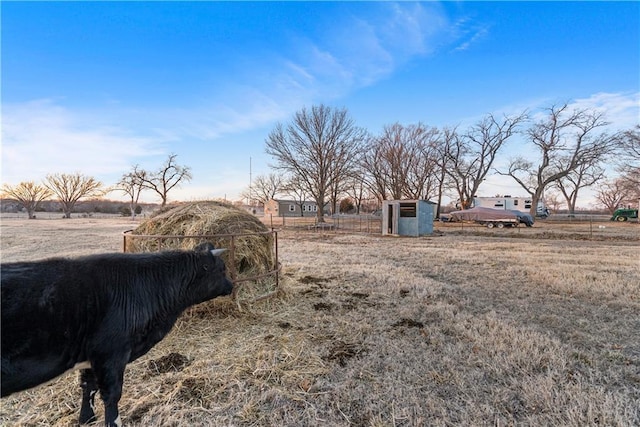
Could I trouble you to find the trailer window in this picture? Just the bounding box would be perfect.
[494,202,504,207]
[514,200,518,206]
[399,203,417,217]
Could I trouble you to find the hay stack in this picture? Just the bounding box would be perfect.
[126,201,275,292]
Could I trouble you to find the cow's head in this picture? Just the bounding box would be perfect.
[191,242,234,301]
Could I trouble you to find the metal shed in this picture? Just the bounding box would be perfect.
[382,200,435,237]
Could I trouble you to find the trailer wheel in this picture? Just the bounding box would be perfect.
[486,222,495,229]
[497,222,505,229]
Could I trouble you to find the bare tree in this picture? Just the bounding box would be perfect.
[554,162,606,214]
[265,105,366,222]
[615,125,640,202]
[117,165,146,220]
[327,150,356,215]
[406,125,441,200]
[343,168,369,214]
[45,173,104,218]
[432,127,458,215]
[138,154,192,208]
[445,112,526,209]
[499,104,617,217]
[595,178,629,214]
[281,174,310,217]
[1,181,53,219]
[370,124,411,200]
[362,123,441,202]
[543,190,565,213]
[241,173,283,207]
[361,134,390,204]
[618,125,640,158]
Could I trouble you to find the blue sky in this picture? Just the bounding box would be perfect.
[2,1,639,207]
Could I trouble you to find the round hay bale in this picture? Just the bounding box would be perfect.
[125,201,277,305]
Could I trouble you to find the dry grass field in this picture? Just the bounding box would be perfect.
[1,217,639,426]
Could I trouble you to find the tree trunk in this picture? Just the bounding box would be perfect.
[531,189,544,218]
[435,179,444,218]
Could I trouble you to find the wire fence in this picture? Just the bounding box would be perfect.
[260,214,383,234]
[0,212,131,220]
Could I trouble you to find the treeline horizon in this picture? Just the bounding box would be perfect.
[0,198,160,216]
[0,196,621,217]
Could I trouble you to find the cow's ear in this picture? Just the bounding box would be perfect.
[194,242,215,252]
[210,248,227,257]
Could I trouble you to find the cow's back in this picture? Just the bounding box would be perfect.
[1,259,99,396]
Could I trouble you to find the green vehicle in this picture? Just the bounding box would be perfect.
[610,208,638,222]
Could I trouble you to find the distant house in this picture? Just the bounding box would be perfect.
[264,199,329,217]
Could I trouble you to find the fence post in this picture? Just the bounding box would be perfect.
[274,231,279,288]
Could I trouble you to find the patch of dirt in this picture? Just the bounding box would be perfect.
[299,275,329,284]
[342,302,357,311]
[324,341,366,366]
[126,403,154,424]
[313,302,333,311]
[350,292,369,299]
[341,292,373,311]
[146,352,191,375]
[176,377,208,403]
[300,288,326,297]
[392,318,425,328]
[277,321,292,329]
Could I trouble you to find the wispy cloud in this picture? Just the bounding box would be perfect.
[570,92,640,130]
[448,12,492,53]
[273,2,453,100]
[148,94,290,143]
[456,92,640,132]
[522,92,640,130]
[1,99,163,183]
[381,3,436,54]
[454,26,489,52]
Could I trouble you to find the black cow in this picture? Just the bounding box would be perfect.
[1,242,233,426]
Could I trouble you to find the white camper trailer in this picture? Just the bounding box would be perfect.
[470,196,549,217]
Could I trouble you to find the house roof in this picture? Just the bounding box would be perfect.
[383,199,437,205]
[269,199,322,204]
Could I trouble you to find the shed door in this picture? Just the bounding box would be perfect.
[387,202,399,235]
